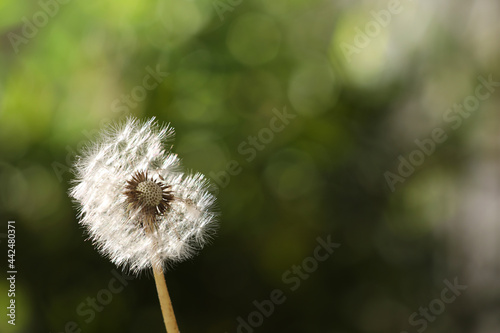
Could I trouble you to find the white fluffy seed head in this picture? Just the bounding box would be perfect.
[69,117,218,274]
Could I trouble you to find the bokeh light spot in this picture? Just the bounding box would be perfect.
[227,13,282,66]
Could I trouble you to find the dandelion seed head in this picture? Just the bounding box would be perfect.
[69,117,218,274]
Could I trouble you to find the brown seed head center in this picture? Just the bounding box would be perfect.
[124,171,174,229]
[136,180,163,207]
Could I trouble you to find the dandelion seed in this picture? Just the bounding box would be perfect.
[69,116,218,332]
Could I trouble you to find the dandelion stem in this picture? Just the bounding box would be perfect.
[153,265,180,333]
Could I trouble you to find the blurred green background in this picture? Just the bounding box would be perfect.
[1,0,499,332]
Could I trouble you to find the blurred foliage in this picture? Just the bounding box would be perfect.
[1,0,499,332]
